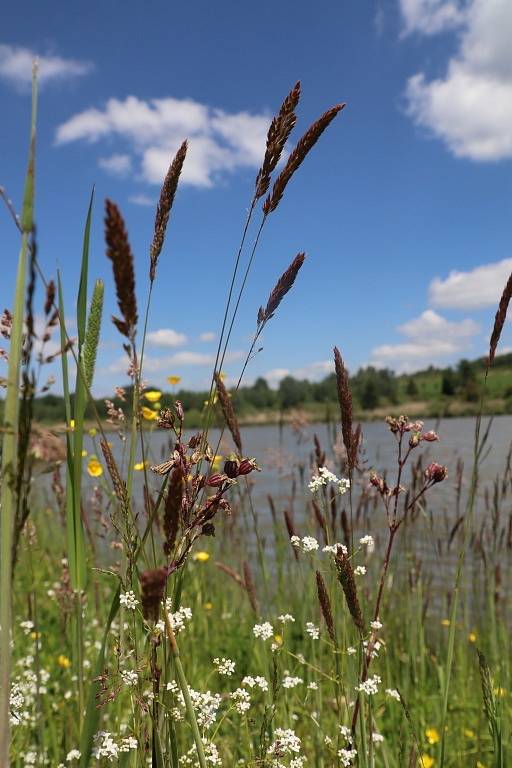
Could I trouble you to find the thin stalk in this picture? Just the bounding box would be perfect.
[163,608,207,768]
[0,64,37,768]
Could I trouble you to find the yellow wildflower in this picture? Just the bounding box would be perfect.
[468,631,477,643]
[193,551,210,563]
[204,602,213,611]
[425,728,439,745]
[420,756,434,768]
[57,654,71,669]
[69,419,75,431]
[476,762,487,768]
[441,619,450,627]
[81,449,88,457]
[88,427,97,437]
[211,455,223,471]
[144,390,162,403]
[464,729,475,739]
[218,372,226,380]
[167,375,181,385]
[87,458,103,478]
[494,686,506,697]
[141,406,158,421]
[30,631,41,640]
[134,461,148,471]
[274,634,283,646]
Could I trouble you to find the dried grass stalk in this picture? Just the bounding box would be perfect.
[488,270,512,368]
[334,346,355,470]
[140,567,168,621]
[214,373,242,454]
[335,547,364,634]
[259,253,305,325]
[284,509,299,561]
[100,439,129,515]
[263,103,345,214]
[105,199,138,340]
[150,140,188,282]
[316,570,335,642]
[243,561,259,614]
[255,81,301,200]
[214,561,245,587]
[164,468,183,555]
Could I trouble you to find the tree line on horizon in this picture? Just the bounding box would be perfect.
[8,351,512,424]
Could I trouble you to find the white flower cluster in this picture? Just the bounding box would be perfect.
[309,467,350,494]
[363,637,383,659]
[355,674,381,695]
[338,747,358,766]
[92,731,137,760]
[120,669,138,687]
[66,749,81,762]
[305,622,320,640]
[157,603,193,634]
[322,543,348,555]
[19,620,34,635]
[179,741,221,766]
[386,688,400,701]
[188,689,222,729]
[267,728,302,756]
[370,620,382,631]
[354,566,366,576]
[282,676,303,689]
[231,688,251,713]
[242,675,268,691]
[253,622,274,640]
[290,535,319,552]
[119,590,139,610]
[359,535,375,553]
[10,663,50,727]
[278,614,295,623]
[213,657,235,676]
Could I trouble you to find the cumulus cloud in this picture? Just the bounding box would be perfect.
[0,44,92,89]
[199,331,216,342]
[107,348,243,375]
[56,95,271,188]
[263,360,334,387]
[264,368,290,387]
[399,0,467,36]
[429,258,512,308]
[129,194,155,206]
[146,328,187,347]
[371,309,479,369]
[404,0,512,161]
[98,153,132,176]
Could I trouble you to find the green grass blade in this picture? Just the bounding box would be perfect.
[77,188,94,351]
[0,63,37,768]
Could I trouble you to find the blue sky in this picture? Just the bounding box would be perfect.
[1,0,512,395]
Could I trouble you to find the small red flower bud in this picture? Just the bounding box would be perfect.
[207,473,227,487]
[422,431,439,442]
[238,458,260,475]
[224,459,239,478]
[409,433,420,448]
[425,462,447,484]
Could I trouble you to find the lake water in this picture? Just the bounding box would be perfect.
[80,414,512,615]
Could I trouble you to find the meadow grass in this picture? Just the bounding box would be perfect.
[1,69,511,768]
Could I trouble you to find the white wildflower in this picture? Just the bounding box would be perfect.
[213,657,235,676]
[372,732,384,744]
[355,674,381,695]
[66,750,81,762]
[120,670,138,687]
[268,728,301,755]
[253,622,273,641]
[306,622,320,640]
[302,536,319,552]
[354,566,366,575]
[338,747,357,766]
[278,614,295,624]
[19,621,34,635]
[359,535,374,553]
[370,620,382,631]
[307,681,318,690]
[282,676,303,689]
[119,591,138,610]
[231,688,251,714]
[385,688,400,701]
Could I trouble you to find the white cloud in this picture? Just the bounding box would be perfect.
[404,0,512,161]
[429,258,512,308]
[199,331,216,342]
[146,328,187,347]
[129,194,155,206]
[107,348,243,375]
[371,309,479,369]
[0,44,92,89]
[264,368,290,387]
[399,0,467,36]
[56,95,270,188]
[98,153,132,176]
